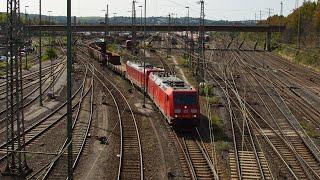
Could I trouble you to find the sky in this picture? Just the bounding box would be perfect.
[0,0,317,21]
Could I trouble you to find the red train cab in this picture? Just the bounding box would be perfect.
[126,61,164,89]
[148,72,199,126]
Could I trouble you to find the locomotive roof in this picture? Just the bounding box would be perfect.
[127,61,161,72]
[151,72,194,91]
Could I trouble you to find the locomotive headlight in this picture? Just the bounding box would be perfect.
[175,115,178,118]
[184,106,187,109]
[193,115,197,118]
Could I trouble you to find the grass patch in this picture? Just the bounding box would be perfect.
[201,84,220,105]
[211,114,223,129]
[301,121,319,139]
[200,84,214,96]
[24,62,33,70]
[107,43,116,52]
[0,61,6,68]
[275,44,320,71]
[0,71,5,77]
[141,118,149,129]
[42,47,58,62]
[208,96,220,105]
[215,141,230,152]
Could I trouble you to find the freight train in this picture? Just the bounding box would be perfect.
[88,40,121,65]
[87,42,200,127]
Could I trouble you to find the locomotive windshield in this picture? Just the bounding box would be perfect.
[174,93,197,105]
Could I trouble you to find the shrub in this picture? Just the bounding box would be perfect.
[42,47,57,62]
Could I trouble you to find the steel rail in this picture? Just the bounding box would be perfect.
[0,60,66,123]
[194,128,219,179]
[0,80,85,163]
[0,55,65,89]
[172,131,197,180]
[232,50,320,179]
[205,69,298,179]
[240,50,320,161]
[39,66,92,180]
[78,50,144,180]
[0,60,64,93]
[206,47,266,179]
[0,60,65,101]
[217,58,267,180]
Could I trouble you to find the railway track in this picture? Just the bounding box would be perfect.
[243,51,320,128]
[0,57,64,92]
[0,61,64,99]
[0,71,87,165]
[204,46,320,179]
[0,59,66,126]
[206,55,273,180]
[77,49,144,180]
[234,51,320,179]
[167,36,273,179]
[33,65,94,180]
[173,128,219,180]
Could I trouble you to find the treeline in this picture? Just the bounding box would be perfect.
[267,1,319,47]
[0,11,257,26]
[0,12,52,25]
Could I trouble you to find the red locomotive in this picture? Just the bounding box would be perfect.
[126,61,199,126]
[148,72,199,126]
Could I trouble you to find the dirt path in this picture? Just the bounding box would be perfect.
[170,56,191,86]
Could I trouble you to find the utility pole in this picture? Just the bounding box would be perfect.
[259,10,262,21]
[198,0,205,84]
[67,0,73,179]
[167,14,172,58]
[113,13,117,34]
[280,2,283,43]
[280,2,283,17]
[139,5,143,27]
[24,6,29,69]
[143,0,146,108]
[73,16,77,67]
[266,8,273,24]
[39,0,43,106]
[2,0,31,176]
[132,0,137,54]
[254,13,257,23]
[185,6,190,59]
[48,10,55,98]
[297,6,301,51]
[107,5,109,37]
[102,10,106,38]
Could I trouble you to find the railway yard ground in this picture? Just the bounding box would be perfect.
[0,33,319,180]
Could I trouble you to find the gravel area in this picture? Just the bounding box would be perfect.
[72,56,183,179]
[0,58,83,179]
